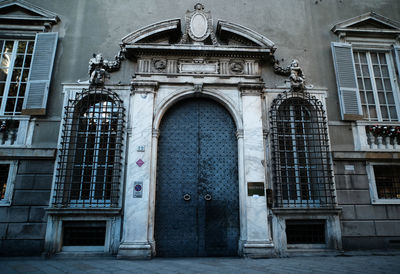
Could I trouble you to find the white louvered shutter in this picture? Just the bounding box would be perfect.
[22,32,58,115]
[331,42,363,120]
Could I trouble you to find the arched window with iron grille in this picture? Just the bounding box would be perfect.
[270,91,335,208]
[54,88,125,208]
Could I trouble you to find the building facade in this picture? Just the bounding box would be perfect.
[0,0,399,257]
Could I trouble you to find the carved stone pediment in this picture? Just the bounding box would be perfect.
[121,3,276,61]
[331,12,400,37]
[0,0,59,34]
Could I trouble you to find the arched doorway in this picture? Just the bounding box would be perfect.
[155,97,239,257]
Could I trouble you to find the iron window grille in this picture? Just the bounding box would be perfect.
[270,91,335,208]
[373,165,400,199]
[53,88,125,208]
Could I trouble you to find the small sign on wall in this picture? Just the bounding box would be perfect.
[247,182,265,196]
[133,181,143,198]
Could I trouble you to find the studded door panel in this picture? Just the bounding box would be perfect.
[156,98,239,257]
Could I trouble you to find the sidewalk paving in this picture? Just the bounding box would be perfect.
[0,253,400,273]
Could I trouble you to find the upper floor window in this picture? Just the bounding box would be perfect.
[331,12,400,122]
[0,39,34,115]
[270,92,335,208]
[353,50,399,121]
[53,89,125,208]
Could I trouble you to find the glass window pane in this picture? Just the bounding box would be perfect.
[381,106,388,119]
[5,98,15,113]
[364,78,372,90]
[371,53,378,64]
[360,92,366,104]
[14,55,24,67]
[387,92,395,104]
[362,105,368,118]
[373,65,381,77]
[8,83,18,96]
[359,52,367,63]
[379,53,387,64]
[5,41,14,53]
[378,92,386,104]
[369,106,377,119]
[383,79,392,91]
[367,92,375,104]
[27,42,34,54]
[362,65,369,76]
[16,98,24,113]
[17,41,27,53]
[19,83,26,97]
[11,69,21,82]
[389,107,398,120]
[0,69,7,81]
[375,78,383,90]
[24,55,31,68]
[0,82,5,97]
[381,65,389,77]
[355,64,361,76]
[22,69,29,82]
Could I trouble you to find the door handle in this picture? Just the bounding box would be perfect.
[183,194,191,201]
[204,194,212,201]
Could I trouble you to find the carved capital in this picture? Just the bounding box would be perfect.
[131,80,159,94]
[152,128,160,138]
[239,82,264,96]
[236,129,244,139]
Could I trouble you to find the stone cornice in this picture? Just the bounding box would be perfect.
[239,82,264,96]
[125,44,272,60]
[121,19,181,44]
[131,80,159,94]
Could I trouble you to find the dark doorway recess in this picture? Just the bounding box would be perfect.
[155,97,239,257]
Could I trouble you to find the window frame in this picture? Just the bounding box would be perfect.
[367,162,400,205]
[53,88,125,209]
[0,39,35,116]
[353,49,400,122]
[0,160,17,206]
[270,91,336,209]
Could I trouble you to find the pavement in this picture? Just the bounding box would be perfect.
[0,253,400,273]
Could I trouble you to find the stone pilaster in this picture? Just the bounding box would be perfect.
[239,82,274,257]
[118,80,158,259]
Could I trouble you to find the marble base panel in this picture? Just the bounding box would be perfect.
[117,243,152,259]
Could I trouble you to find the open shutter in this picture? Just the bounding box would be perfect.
[22,32,58,115]
[331,42,363,120]
[393,46,400,83]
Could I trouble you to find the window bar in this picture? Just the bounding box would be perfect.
[270,91,335,208]
[53,88,125,208]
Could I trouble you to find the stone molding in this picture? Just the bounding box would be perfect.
[239,82,264,96]
[121,18,181,44]
[217,20,276,51]
[131,80,159,94]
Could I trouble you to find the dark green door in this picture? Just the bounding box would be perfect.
[155,97,239,257]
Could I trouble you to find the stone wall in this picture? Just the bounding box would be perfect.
[335,160,400,250]
[0,160,53,255]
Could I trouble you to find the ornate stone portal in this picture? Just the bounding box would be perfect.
[50,3,340,259]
